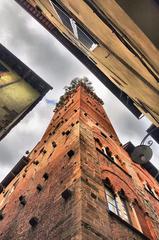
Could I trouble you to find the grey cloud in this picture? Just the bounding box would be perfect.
[0,0,89,88]
[0,101,52,167]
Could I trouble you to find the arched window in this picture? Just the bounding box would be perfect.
[104,178,118,215]
[144,181,159,200]
[144,182,153,193]
[104,180,131,223]
[105,187,118,215]
[118,190,131,223]
[103,147,112,158]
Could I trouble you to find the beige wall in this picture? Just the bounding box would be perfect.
[27,0,159,126]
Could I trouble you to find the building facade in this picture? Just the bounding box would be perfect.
[0,44,52,141]
[0,82,159,239]
[15,0,159,127]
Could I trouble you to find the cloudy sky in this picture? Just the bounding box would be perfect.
[0,0,158,181]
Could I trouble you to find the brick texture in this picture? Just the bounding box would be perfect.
[0,85,159,240]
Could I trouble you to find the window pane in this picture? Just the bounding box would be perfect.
[51,1,97,51]
[107,195,116,205]
[105,188,118,215]
[118,209,121,214]
[105,188,114,197]
[105,189,116,206]
[76,25,94,49]
[122,214,130,223]
[108,203,118,214]
[52,1,73,33]
[120,198,130,223]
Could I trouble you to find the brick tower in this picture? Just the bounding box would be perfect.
[0,79,159,240]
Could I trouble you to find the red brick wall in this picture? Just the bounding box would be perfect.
[0,85,159,239]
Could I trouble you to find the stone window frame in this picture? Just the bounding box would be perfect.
[102,146,113,159]
[144,181,159,201]
[97,146,131,178]
[104,179,131,224]
[104,179,150,239]
[103,146,127,169]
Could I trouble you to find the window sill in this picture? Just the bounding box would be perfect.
[96,147,132,178]
[108,210,150,240]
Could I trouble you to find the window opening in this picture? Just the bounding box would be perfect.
[22,173,26,178]
[51,0,98,51]
[120,197,130,223]
[29,217,39,228]
[105,183,131,223]
[91,192,97,200]
[52,141,57,148]
[52,1,74,33]
[94,137,102,147]
[65,130,71,136]
[0,205,5,221]
[39,147,44,154]
[43,173,49,181]
[62,188,72,201]
[76,23,96,50]
[19,195,26,206]
[144,182,159,199]
[67,150,75,158]
[33,160,39,165]
[144,182,153,194]
[37,184,43,192]
[0,210,4,220]
[103,147,112,158]
[43,149,47,154]
[105,188,118,215]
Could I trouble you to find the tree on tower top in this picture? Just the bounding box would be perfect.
[54,77,104,112]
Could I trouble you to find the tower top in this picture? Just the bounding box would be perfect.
[42,77,121,145]
[53,77,104,113]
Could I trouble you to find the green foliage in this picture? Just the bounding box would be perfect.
[54,77,103,112]
[64,77,94,92]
